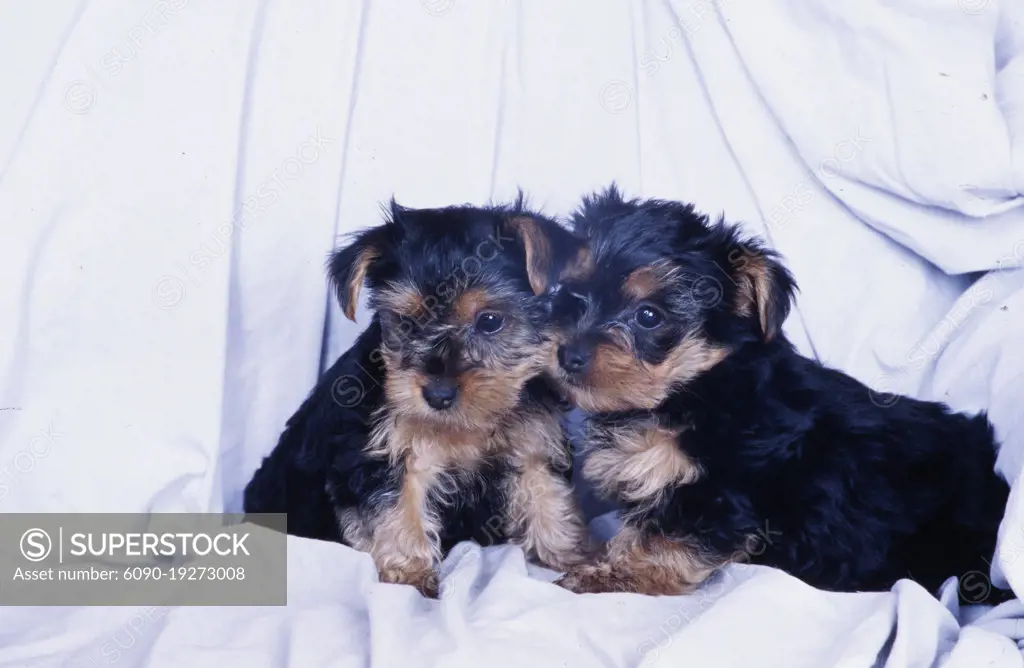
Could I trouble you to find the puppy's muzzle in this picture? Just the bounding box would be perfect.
[422,379,458,410]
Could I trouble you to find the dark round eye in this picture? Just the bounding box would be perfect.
[475,312,505,334]
[634,305,664,329]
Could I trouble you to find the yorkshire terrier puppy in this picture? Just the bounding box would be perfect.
[244,198,591,597]
[547,186,1010,601]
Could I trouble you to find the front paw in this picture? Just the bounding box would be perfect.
[556,562,622,594]
[379,566,439,598]
[557,562,695,596]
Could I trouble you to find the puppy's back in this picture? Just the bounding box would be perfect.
[243,317,386,541]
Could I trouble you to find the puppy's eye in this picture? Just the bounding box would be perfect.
[475,312,505,335]
[634,305,664,329]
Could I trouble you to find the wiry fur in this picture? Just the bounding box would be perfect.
[244,198,590,597]
[558,525,731,596]
[551,185,1010,602]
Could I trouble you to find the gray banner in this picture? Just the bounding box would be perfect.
[0,513,287,606]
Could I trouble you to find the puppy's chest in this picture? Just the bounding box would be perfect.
[394,432,509,514]
[394,410,565,549]
[580,418,703,505]
[391,407,563,470]
[382,407,566,502]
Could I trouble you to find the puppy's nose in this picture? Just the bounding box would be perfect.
[557,343,592,374]
[422,380,458,410]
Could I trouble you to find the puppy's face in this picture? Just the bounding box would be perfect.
[549,188,796,413]
[373,272,551,432]
[330,200,583,431]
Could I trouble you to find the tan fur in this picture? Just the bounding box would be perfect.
[622,267,660,301]
[583,422,701,504]
[732,252,778,340]
[508,216,552,295]
[344,247,380,321]
[458,362,541,423]
[622,260,682,301]
[359,413,494,597]
[365,450,447,597]
[570,333,729,412]
[365,404,494,466]
[501,407,588,570]
[376,282,426,319]
[558,525,733,596]
[452,287,489,325]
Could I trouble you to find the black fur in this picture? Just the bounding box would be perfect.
[557,185,1010,601]
[243,319,384,543]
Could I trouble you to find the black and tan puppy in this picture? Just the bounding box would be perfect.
[244,198,591,597]
[548,186,1010,601]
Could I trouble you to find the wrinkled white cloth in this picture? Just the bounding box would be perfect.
[718,0,1024,274]
[1,1,1022,666]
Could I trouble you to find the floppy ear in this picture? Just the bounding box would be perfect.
[505,215,592,295]
[730,243,796,342]
[506,216,557,295]
[327,229,387,322]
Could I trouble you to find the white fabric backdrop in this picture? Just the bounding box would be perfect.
[1,1,1023,666]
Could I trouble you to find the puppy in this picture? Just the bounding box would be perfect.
[548,186,1010,601]
[243,198,591,597]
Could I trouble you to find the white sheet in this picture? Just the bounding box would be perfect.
[1,1,1023,666]
[719,0,1024,274]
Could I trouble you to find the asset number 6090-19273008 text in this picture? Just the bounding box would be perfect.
[122,566,245,581]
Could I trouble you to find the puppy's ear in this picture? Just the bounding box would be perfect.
[328,227,390,322]
[729,242,796,341]
[506,216,556,295]
[506,216,592,295]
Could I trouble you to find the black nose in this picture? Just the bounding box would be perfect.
[422,381,458,410]
[557,343,591,374]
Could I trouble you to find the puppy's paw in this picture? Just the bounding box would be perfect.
[557,562,695,596]
[556,562,621,594]
[379,566,439,599]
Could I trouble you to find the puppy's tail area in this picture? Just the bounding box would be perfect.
[944,410,1007,515]
[241,444,339,541]
[968,410,1001,455]
[942,411,1013,607]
